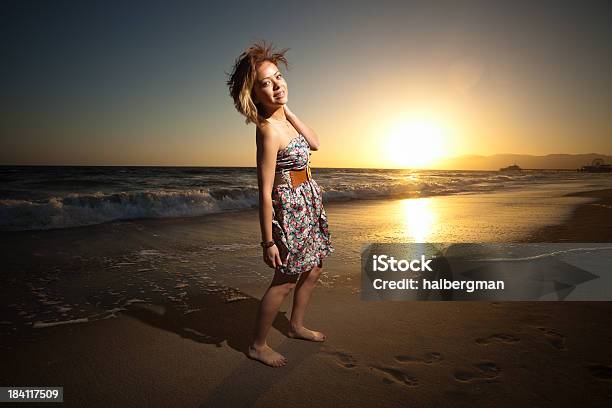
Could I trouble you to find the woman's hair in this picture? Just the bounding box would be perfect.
[226,40,290,126]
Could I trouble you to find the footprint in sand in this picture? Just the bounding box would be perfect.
[454,362,500,382]
[334,351,358,368]
[476,333,520,345]
[394,352,443,364]
[370,365,419,387]
[537,327,566,350]
[588,364,612,380]
[319,346,358,368]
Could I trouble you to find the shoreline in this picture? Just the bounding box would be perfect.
[523,188,612,242]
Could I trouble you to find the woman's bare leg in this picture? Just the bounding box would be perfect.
[288,263,326,341]
[248,269,299,367]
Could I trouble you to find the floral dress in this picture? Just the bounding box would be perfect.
[271,133,334,275]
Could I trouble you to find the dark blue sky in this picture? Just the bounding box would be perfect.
[1,0,611,167]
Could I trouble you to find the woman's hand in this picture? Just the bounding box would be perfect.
[263,244,284,269]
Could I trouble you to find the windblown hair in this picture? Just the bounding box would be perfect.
[226,40,290,126]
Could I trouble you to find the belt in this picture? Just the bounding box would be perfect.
[274,166,312,189]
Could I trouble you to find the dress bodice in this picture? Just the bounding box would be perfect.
[275,134,310,173]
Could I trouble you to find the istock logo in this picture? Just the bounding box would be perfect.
[372,254,433,272]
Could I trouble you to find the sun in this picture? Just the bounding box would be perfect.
[385,117,447,168]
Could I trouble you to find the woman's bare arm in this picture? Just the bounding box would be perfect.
[283,105,320,151]
[256,125,281,242]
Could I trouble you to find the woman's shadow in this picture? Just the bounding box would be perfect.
[122,288,290,355]
[123,285,324,406]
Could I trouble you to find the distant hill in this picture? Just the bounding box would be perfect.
[433,153,612,170]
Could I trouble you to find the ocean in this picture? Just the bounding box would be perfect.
[1,165,611,231]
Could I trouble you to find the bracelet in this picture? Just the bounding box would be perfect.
[260,240,275,248]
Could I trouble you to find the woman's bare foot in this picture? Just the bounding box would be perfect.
[288,325,326,342]
[247,344,288,367]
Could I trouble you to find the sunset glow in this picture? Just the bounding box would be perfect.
[385,117,448,169]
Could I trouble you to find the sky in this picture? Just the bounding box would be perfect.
[1,0,611,168]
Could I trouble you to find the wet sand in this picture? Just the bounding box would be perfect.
[1,189,612,407]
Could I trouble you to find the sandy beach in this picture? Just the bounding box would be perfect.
[2,188,612,407]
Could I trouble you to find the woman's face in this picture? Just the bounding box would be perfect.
[252,60,288,112]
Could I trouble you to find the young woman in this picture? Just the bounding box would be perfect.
[226,41,334,367]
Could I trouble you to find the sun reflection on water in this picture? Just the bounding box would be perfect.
[401,197,437,242]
